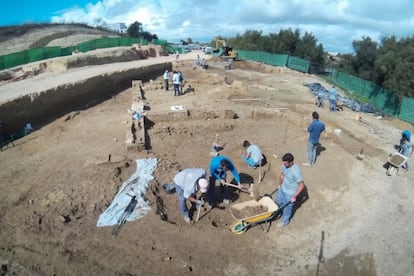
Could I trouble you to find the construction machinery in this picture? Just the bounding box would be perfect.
[213,39,238,59]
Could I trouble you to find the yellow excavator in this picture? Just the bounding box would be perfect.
[214,39,238,59]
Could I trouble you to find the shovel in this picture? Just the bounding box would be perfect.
[224,182,254,197]
[195,196,205,223]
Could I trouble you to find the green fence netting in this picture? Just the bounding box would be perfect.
[2,51,26,69]
[77,37,140,52]
[1,46,67,69]
[236,50,288,66]
[398,96,414,123]
[331,71,401,116]
[152,39,176,54]
[43,47,61,59]
[0,37,147,70]
[61,46,76,56]
[28,48,44,63]
[237,50,309,72]
[287,56,310,73]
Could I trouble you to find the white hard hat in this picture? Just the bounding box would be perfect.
[198,178,209,193]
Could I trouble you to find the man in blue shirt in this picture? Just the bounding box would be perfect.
[399,130,413,171]
[208,155,241,206]
[242,140,263,168]
[275,153,305,227]
[304,111,325,166]
[329,86,337,112]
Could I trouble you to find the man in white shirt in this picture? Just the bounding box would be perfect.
[172,71,181,96]
[163,70,169,91]
[173,168,209,223]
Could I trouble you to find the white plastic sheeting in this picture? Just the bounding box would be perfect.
[96,157,157,227]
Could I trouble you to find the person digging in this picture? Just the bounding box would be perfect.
[208,155,241,206]
[173,168,209,223]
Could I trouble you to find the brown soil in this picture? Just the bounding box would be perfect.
[232,205,269,219]
[1,38,414,275]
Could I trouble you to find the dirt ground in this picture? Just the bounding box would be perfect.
[1,47,414,276]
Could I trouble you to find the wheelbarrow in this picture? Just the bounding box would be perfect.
[229,188,290,234]
[386,152,408,176]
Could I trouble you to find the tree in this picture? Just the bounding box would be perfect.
[375,36,414,98]
[339,35,414,98]
[228,30,263,51]
[352,36,378,81]
[219,28,325,73]
[126,21,157,41]
[127,21,143,38]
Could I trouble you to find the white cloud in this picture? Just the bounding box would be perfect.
[50,0,414,53]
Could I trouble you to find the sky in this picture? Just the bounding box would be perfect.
[2,0,414,54]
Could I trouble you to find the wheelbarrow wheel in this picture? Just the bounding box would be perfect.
[386,165,396,176]
[230,221,248,234]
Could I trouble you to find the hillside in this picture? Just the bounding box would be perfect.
[0,24,120,56]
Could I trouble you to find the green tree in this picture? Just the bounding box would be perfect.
[375,36,414,98]
[337,53,356,75]
[231,30,264,51]
[127,21,157,41]
[352,36,378,81]
[127,21,143,38]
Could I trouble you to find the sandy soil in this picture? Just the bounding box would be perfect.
[1,46,414,276]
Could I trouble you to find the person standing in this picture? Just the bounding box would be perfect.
[303,111,325,166]
[242,140,263,168]
[175,50,180,63]
[328,86,337,112]
[178,71,184,94]
[163,70,169,91]
[172,71,180,96]
[173,168,209,223]
[195,54,201,67]
[275,153,305,227]
[316,90,324,108]
[399,131,413,171]
[208,155,241,205]
[227,58,234,69]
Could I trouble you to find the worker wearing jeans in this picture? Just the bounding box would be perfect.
[399,134,413,170]
[208,155,241,206]
[173,168,209,223]
[328,86,337,112]
[172,71,180,96]
[275,153,305,227]
[304,111,325,166]
[242,140,263,168]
